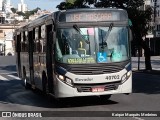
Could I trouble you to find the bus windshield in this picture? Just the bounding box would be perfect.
[55,26,129,64]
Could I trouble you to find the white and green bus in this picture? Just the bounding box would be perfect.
[14,8,132,100]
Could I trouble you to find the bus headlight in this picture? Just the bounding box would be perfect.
[57,74,73,87]
[121,71,131,84]
[127,71,131,77]
[58,75,65,81]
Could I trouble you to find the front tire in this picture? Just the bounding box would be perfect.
[24,77,31,89]
[23,68,30,89]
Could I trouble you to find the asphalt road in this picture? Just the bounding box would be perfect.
[0,56,160,120]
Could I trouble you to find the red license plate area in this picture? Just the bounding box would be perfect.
[91,87,104,92]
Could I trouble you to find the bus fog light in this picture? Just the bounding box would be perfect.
[121,74,127,82]
[65,78,73,86]
[121,71,131,84]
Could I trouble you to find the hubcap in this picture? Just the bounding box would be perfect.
[24,78,27,86]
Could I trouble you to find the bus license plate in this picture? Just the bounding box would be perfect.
[92,87,104,92]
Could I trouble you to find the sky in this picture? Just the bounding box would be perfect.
[11,0,64,11]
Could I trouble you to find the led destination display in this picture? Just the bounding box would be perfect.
[59,9,128,22]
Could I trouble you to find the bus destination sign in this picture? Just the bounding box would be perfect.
[64,11,121,22]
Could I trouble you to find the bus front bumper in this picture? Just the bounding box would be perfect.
[54,75,132,98]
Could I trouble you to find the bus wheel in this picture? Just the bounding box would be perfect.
[100,95,111,102]
[42,74,49,95]
[23,68,30,89]
[24,77,31,89]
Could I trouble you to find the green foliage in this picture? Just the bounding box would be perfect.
[17,11,25,16]
[11,8,17,13]
[56,0,96,10]
[56,2,74,10]
[23,7,41,19]
[11,7,41,19]
[66,0,76,4]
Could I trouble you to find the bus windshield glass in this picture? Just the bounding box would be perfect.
[55,26,129,64]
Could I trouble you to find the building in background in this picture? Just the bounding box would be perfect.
[5,0,13,13]
[0,0,2,11]
[0,0,20,55]
[29,9,51,21]
[0,24,19,56]
[18,0,27,13]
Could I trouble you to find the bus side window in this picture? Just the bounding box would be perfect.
[38,26,42,52]
[20,33,23,52]
[33,28,40,53]
[24,31,28,52]
[22,31,25,52]
[34,27,40,53]
[41,25,45,39]
[41,25,46,52]
[21,32,27,52]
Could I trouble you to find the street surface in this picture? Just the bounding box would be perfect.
[0,56,160,120]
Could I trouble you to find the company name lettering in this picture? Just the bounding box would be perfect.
[75,78,93,81]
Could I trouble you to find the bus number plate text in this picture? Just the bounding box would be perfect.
[92,87,104,92]
[105,75,120,80]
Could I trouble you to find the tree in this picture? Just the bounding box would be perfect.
[23,7,41,19]
[57,0,153,70]
[56,0,96,10]
[17,11,25,16]
[10,7,41,19]
[11,8,17,13]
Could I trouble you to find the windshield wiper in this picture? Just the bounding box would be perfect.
[73,24,90,44]
[104,23,113,43]
[99,23,113,50]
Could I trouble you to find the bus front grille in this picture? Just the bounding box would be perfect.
[75,81,120,92]
[69,65,123,75]
[57,60,129,75]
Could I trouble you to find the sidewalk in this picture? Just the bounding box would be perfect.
[132,56,160,75]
